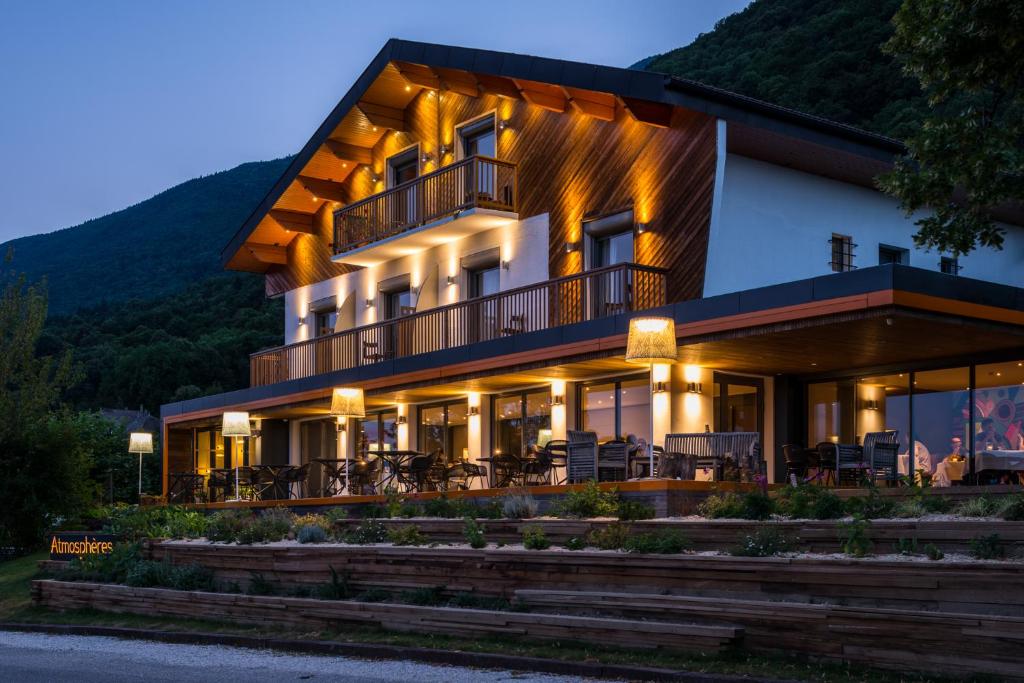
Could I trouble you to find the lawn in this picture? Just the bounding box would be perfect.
[0,553,988,683]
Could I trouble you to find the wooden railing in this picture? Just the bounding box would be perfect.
[250,263,667,386]
[334,155,517,254]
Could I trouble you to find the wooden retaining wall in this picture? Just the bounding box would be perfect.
[30,580,739,653]
[514,589,1024,680]
[150,542,1024,616]
[329,518,1024,554]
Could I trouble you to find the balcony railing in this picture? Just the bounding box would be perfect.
[334,155,517,254]
[250,263,667,387]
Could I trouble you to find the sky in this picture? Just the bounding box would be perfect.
[0,0,749,243]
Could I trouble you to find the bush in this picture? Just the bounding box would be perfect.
[245,572,275,596]
[699,491,775,520]
[235,508,293,544]
[586,523,631,550]
[555,481,619,518]
[102,504,208,541]
[423,494,479,519]
[923,543,944,561]
[324,507,349,523]
[997,495,1024,521]
[775,485,844,520]
[839,517,873,557]
[61,542,142,584]
[920,494,953,514]
[125,559,213,591]
[400,585,446,606]
[624,529,692,554]
[463,517,486,549]
[844,491,895,519]
[563,536,587,551]
[522,525,551,550]
[293,513,331,538]
[730,527,794,557]
[955,496,996,518]
[388,525,428,546]
[617,500,656,522]
[344,518,389,544]
[894,537,919,555]
[357,588,391,603]
[297,525,328,544]
[316,566,353,600]
[970,534,1005,560]
[893,501,929,518]
[501,490,539,519]
[205,510,250,542]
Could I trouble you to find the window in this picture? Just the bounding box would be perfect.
[468,263,500,299]
[315,309,337,337]
[492,390,552,457]
[829,233,856,272]
[878,244,908,265]
[418,400,469,464]
[713,374,763,434]
[358,411,398,456]
[387,148,418,188]
[585,210,635,269]
[579,376,650,443]
[974,361,1024,484]
[912,367,970,479]
[940,256,960,275]
[459,115,496,158]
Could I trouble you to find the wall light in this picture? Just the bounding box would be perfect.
[446,275,458,286]
[501,260,511,271]
[636,222,649,234]
[864,399,879,411]
[395,415,407,426]
[420,152,434,164]
[370,173,381,184]
[439,143,450,155]
[498,119,512,131]
[686,382,702,394]
[468,406,480,417]
[653,381,669,394]
[365,298,375,308]
[552,394,565,406]
[564,241,579,253]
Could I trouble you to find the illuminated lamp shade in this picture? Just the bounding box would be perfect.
[128,432,154,454]
[624,317,677,365]
[330,387,366,419]
[221,412,252,438]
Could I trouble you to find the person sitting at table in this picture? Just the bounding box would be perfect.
[977,418,1010,451]
[933,437,966,487]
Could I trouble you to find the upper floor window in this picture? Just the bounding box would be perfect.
[585,209,635,270]
[829,233,856,272]
[940,255,961,275]
[469,263,500,299]
[878,244,908,266]
[387,147,419,188]
[458,115,496,159]
[315,309,338,337]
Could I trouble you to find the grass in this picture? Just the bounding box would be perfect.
[0,552,994,683]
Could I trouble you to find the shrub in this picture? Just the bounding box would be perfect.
[894,537,919,555]
[920,494,953,514]
[316,566,353,600]
[383,488,404,518]
[699,491,775,520]
[730,527,794,557]
[400,585,446,606]
[563,536,587,551]
[62,542,142,584]
[103,504,208,541]
[125,559,213,591]
[617,500,656,522]
[923,543,945,561]
[844,491,895,519]
[293,513,331,538]
[775,485,844,520]
[397,502,421,518]
[245,572,275,596]
[997,495,1024,521]
[522,525,551,550]
[955,496,996,518]
[624,529,692,554]
[839,517,873,557]
[893,501,929,519]
[501,490,539,519]
[970,534,1005,560]
[357,588,391,603]
[235,507,293,545]
[423,494,479,519]
[463,517,486,549]
[586,523,631,550]
[344,518,389,544]
[205,510,250,542]
[388,524,428,546]
[297,525,328,544]
[475,499,505,519]
[324,507,349,523]
[448,592,512,611]
[555,481,619,518]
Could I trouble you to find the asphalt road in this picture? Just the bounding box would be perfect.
[0,630,613,682]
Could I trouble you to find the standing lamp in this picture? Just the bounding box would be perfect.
[329,387,365,494]
[625,316,678,478]
[222,412,251,502]
[128,432,154,499]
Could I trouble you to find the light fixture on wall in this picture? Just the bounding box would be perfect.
[439,143,450,155]
[297,317,307,326]
[446,275,458,286]
[467,406,480,417]
[365,298,375,308]
[564,241,579,254]
[686,382,702,394]
[420,151,434,164]
[552,394,565,406]
[653,381,669,394]
[636,222,649,234]
[498,119,512,131]
[864,399,879,411]
[369,173,381,184]
[395,415,407,426]
[501,260,511,271]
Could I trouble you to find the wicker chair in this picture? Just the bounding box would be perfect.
[783,444,809,482]
[539,440,568,485]
[280,463,311,499]
[597,440,629,482]
[566,430,598,483]
[863,431,900,486]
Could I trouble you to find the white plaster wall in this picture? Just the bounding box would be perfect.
[705,152,1024,296]
[284,214,549,344]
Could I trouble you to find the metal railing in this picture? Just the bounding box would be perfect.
[250,263,667,386]
[334,155,517,254]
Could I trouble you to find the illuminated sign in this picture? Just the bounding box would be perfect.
[49,532,118,561]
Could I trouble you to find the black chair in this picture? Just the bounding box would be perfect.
[207,469,232,502]
[597,440,629,482]
[491,453,525,488]
[349,458,381,495]
[280,463,310,499]
[783,444,808,482]
[540,440,568,484]
[408,452,441,492]
[444,461,488,490]
[522,448,554,486]
[814,442,838,486]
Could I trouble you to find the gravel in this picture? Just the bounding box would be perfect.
[0,630,618,683]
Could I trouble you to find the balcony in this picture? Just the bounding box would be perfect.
[250,263,667,387]
[333,155,518,267]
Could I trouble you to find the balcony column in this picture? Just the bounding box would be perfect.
[672,364,714,433]
[550,381,567,441]
[396,403,410,451]
[651,364,673,449]
[467,392,486,488]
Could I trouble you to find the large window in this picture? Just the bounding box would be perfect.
[585,210,635,269]
[358,411,398,455]
[974,360,1024,484]
[459,115,496,158]
[419,400,469,464]
[713,374,763,434]
[492,390,552,457]
[580,376,649,442]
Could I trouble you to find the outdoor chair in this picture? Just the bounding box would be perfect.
[813,442,837,486]
[349,458,381,495]
[566,430,598,483]
[863,430,900,486]
[207,469,232,502]
[783,444,808,482]
[835,444,868,486]
[443,461,487,490]
[281,463,310,499]
[522,447,554,486]
[597,439,629,482]
[539,440,568,485]
[408,452,441,492]
[491,453,525,488]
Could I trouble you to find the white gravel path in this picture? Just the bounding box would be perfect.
[0,630,618,682]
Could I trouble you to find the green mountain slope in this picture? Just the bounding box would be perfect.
[2,157,291,316]
[637,0,926,139]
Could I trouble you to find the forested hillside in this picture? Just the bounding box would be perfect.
[637,0,925,139]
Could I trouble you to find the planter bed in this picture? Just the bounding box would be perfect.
[149,541,1024,616]
[29,579,739,654]
[513,589,1024,680]
[329,517,1024,554]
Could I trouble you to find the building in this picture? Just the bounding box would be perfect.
[160,39,1024,504]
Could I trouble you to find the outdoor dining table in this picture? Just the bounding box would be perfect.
[313,458,348,497]
[367,449,422,491]
[168,472,205,504]
[478,453,534,488]
[251,464,297,500]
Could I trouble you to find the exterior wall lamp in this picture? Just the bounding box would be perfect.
[636,222,649,234]
[395,415,407,425]
[501,260,511,270]
[685,382,702,394]
[365,298,375,308]
[498,119,512,131]
[552,394,565,406]
[446,275,458,286]
[564,241,579,253]
[467,405,480,417]
[654,381,669,394]
[864,399,879,411]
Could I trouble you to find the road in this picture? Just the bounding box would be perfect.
[0,630,615,682]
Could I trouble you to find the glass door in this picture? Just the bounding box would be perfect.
[713,373,764,435]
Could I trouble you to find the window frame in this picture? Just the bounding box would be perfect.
[491,387,553,457]
[385,144,421,189]
[829,233,856,272]
[417,398,470,462]
[576,373,649,441]
[878,244,909,266]
[455,112,498,160]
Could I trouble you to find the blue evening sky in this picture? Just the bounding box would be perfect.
[0,0,749,242]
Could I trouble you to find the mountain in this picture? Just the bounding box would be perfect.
[636,0,926,140]
[2,157,291,316]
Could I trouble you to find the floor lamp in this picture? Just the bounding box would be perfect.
[625,316,677,479]
[330,387,365,495]
[128,432,154,499]
[222,411,251,502]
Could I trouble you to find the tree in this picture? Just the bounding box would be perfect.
[0,255,93,551]
[879,0,1024,256]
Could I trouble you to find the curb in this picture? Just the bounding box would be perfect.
[0,622,790,682]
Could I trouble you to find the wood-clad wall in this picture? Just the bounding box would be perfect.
[265,80,717,304]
